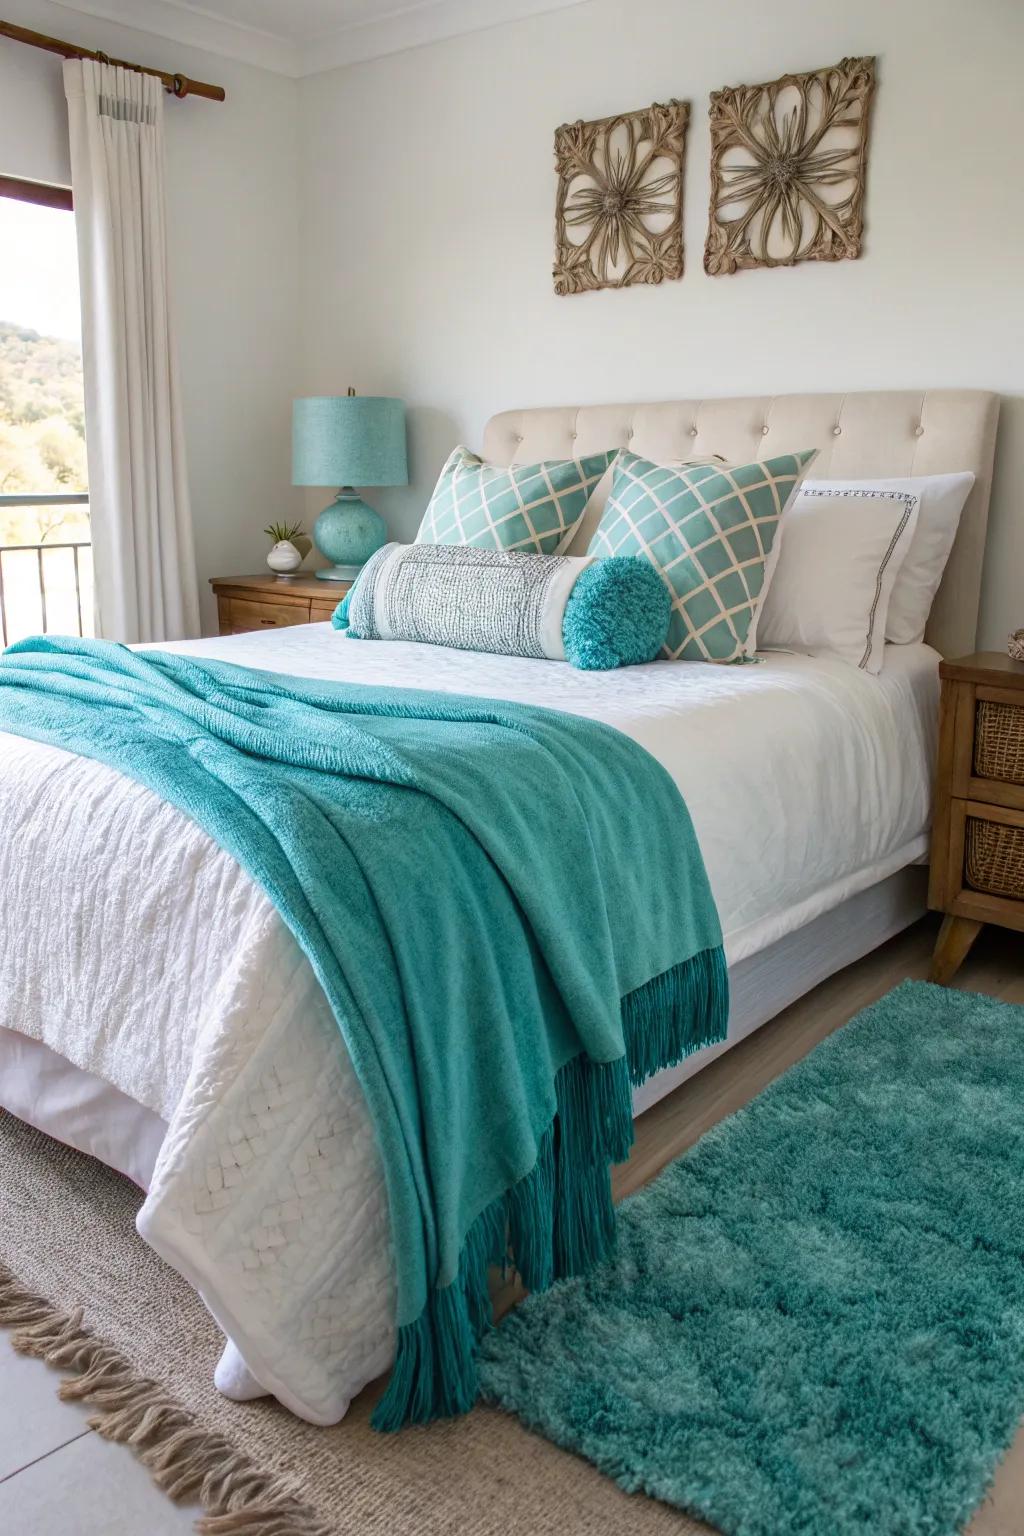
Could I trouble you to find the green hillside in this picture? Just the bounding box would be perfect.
[0,320,88,497]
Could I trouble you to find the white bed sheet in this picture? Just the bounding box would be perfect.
[0,628,939,1422]
[151,625,939,964]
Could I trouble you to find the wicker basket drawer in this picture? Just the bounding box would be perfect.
[965,815,1024,900]
[974,700,1024,784]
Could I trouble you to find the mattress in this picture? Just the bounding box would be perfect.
[0,629,940,1422]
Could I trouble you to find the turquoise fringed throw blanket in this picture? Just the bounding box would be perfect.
[0,636,727,1428]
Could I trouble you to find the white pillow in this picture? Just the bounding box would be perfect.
[800,473,974,645]
[757,485,920,673]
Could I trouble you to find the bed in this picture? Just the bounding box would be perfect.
[0,388,1000,1426]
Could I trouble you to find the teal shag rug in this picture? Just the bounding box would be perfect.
[479,981,1024,1536]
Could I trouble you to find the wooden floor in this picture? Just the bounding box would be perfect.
[1,914,1023,1534]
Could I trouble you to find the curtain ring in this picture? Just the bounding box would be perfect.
[95,50,110,64]
[172,73,190,98]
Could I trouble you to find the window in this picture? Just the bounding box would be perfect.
[0,176,92,647]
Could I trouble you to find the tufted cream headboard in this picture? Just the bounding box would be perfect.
[483,390,999,658]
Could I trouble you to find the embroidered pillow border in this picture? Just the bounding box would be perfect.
[797,487,919,670]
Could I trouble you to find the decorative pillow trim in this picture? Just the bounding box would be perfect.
[799,473,974,646]
[798,487,919,669]
[756,484,921,675]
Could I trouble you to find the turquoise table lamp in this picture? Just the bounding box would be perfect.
[292,391,408,581]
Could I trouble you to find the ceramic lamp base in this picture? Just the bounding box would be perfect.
[313,489,387,581]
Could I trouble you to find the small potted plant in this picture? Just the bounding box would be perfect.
[264,520,307,575]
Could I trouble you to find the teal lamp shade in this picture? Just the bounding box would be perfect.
[292,395,408,582]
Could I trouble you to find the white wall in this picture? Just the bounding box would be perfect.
[299,0,1024,651]
[4,0,1020,645]
[0,0,303,633]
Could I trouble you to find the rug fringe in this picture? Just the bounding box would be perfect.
[0,1261,330,1536]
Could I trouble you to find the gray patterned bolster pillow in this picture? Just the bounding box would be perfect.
[333,542,671,670]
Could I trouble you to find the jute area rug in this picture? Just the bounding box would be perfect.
[0,1107,708,1536]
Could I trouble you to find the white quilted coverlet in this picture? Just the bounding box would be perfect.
[0,628,938,1423]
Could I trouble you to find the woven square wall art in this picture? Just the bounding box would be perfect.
[553,100,689,295]
[705,56,875,276]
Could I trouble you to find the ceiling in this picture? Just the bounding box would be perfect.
[49,0,591,76]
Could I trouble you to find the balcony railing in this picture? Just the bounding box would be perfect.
[0,494,92,650]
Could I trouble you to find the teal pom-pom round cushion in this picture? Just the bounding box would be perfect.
[562,557,670,670]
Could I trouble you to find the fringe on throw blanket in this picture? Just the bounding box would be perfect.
[0,1262,329,1536]
[373,945,728,1430]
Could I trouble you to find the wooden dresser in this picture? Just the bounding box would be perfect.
[929,651,1024,983]
[210,574,351,636]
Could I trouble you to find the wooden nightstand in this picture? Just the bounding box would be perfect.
[209,574,350,636]
[929,650,1024,983]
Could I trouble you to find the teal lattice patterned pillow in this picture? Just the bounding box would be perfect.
[589,449,817,662]
[417,446,617,557]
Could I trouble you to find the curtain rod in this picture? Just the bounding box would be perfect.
[0,18,226,101]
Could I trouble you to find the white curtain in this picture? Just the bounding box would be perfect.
[64,60,200,643]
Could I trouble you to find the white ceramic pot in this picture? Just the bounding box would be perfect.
[266,540,302,574]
